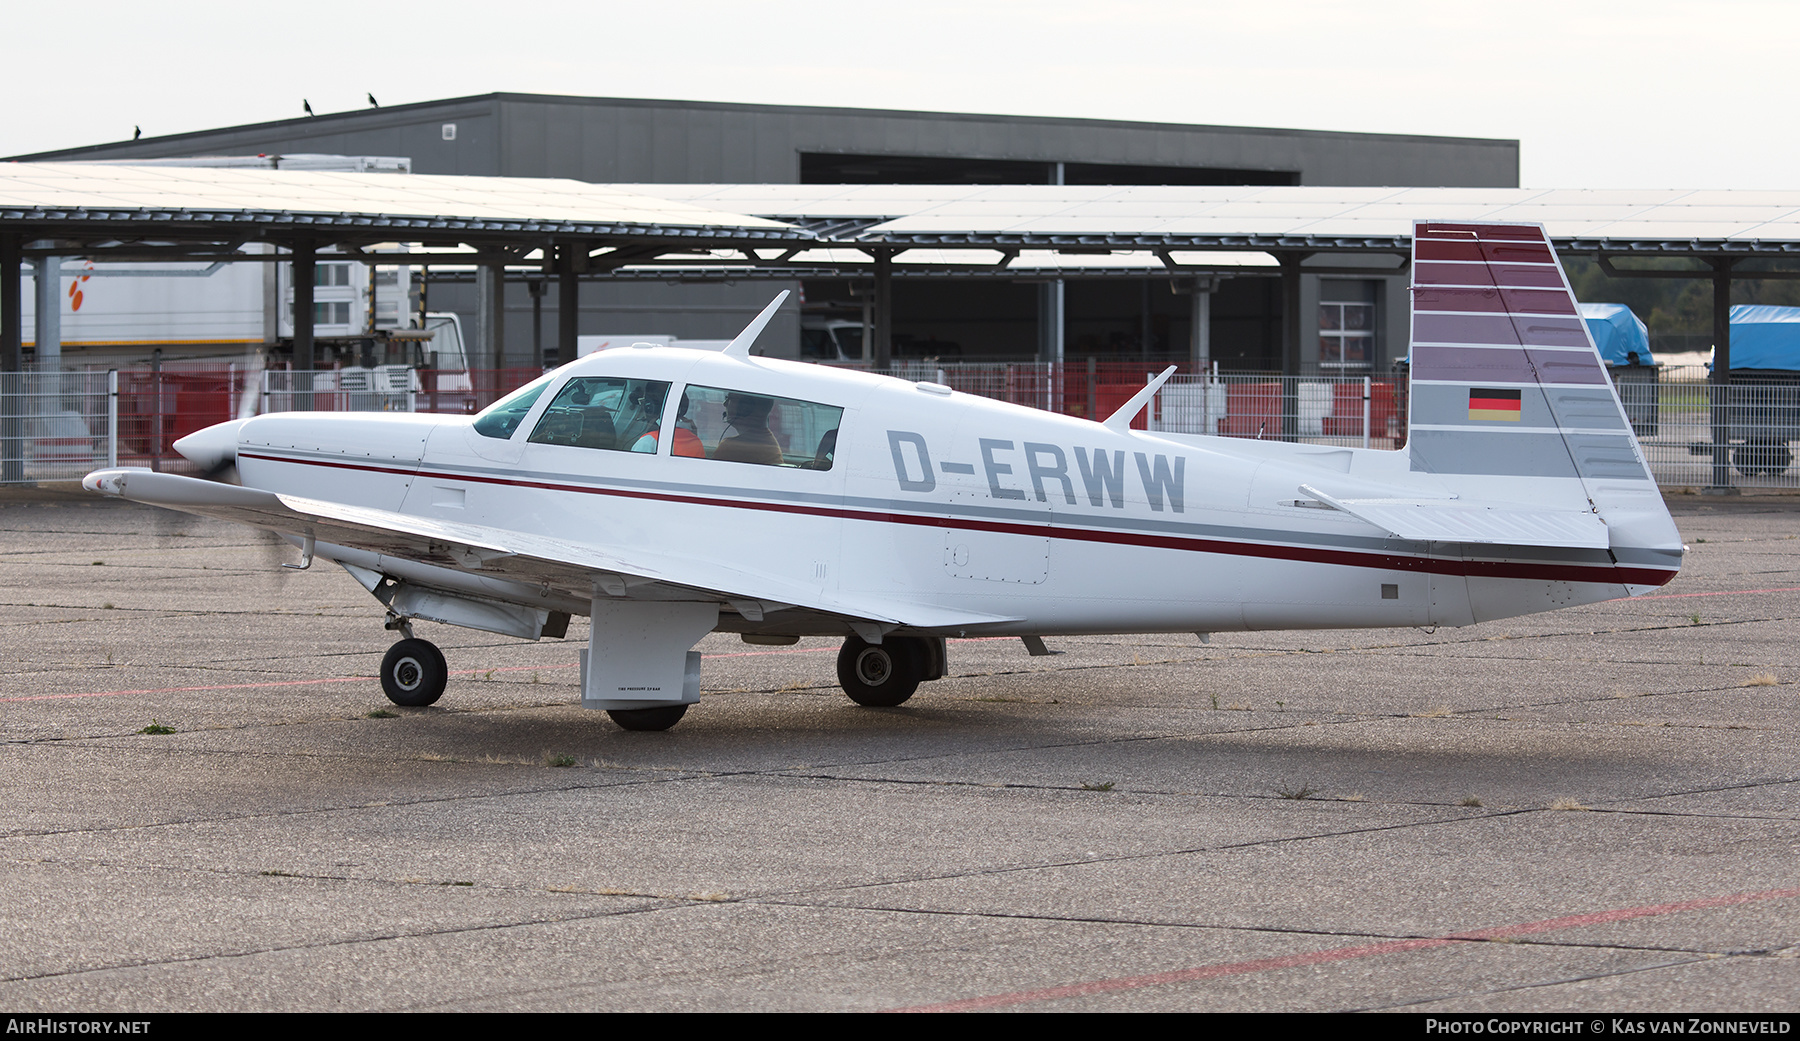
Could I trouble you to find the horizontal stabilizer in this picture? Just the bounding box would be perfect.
[1299,483,1609,549]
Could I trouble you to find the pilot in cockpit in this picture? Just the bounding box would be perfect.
[631,390,704,457]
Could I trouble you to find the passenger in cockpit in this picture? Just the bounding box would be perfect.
[711,392,783,465]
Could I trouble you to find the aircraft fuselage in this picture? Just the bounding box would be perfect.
[228,346,1681,641]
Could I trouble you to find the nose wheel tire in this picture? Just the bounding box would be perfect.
[606,704,689,731]
[837,636,923,707]
[381,638,447,707]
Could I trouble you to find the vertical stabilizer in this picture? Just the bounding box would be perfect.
[1407,222,1651,488]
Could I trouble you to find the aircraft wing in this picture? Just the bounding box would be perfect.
[82,469,1017,630]
[1299,483,1611,549]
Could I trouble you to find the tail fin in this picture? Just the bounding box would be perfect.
[1407,221,1651,488]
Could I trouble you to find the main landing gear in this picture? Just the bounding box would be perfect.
[836,635,944,707]
[375,628,944,723]
[380,638,448,707]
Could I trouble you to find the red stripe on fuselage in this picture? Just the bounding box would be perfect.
[238,451,1678,588]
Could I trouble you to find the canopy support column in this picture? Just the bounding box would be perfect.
[1,234,21,484]
[1705,259,1739,495]
[557,244,582,368]
[292,240,316,411]
[1188,276,1216,373]
[873,249,893,370]
[477,261,505,369]
[1278,252,1310,440]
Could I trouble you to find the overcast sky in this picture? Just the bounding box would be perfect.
[8,0,1794,190]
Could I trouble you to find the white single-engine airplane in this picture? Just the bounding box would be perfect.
[84,222,1683,730]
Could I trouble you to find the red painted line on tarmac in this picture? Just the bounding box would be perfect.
[2,674,376,702]
[7,638,1022,703]
[887,885,1800,1013]
[1626,586,1800,601]
[3,663,572,703]
[705,646,839,659]
[707,637,1013,660]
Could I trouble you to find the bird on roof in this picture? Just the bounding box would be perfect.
[303,99,315,117]
[132,126,141,140]
[367,92,379,108]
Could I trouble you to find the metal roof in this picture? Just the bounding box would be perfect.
[0,163,802,244]
[628,185,1800,256]
[10,169,1800,274]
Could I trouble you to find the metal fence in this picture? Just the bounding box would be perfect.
[875,362,1800,492]
[6,360,1800,493]
[0,364,544,483]
[257,366,541,416]
[1,370,115,483]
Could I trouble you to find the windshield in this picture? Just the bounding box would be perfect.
[472,374,554,439]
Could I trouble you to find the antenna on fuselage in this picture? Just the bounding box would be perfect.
[1102,365,1178,432]
[721,291,791,359]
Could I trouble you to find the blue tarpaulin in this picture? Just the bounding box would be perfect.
[1579,303,1654,367]
[1728,304,1800,371]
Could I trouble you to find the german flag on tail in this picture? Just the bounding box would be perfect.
[1468,388,1522,422]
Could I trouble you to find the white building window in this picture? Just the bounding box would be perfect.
[1319,281,1377,371]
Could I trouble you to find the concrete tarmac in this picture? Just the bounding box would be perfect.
[0,494,1795,1012]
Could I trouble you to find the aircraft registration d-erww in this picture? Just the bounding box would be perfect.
[84,222,1683,730]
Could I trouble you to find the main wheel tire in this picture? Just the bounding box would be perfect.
[380,638,447,707]
[837,636,924,707]
[606,704,688,731]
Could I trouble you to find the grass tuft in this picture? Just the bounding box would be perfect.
[1549,797,1588,811]
[366,709,399,719]
[1080,781,1116,792]
[1459,795,1484,807]
[545,754,578,768]
[137,720,175,735]
[1275,782,1319,800]
[1744,673,1779,687]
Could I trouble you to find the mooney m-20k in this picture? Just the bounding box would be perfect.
[85,222,1684,730]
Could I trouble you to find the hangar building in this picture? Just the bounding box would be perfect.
[14,93,1520,371]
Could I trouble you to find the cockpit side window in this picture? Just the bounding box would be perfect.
[681,384,843,470]
[471,377,552,439]
[528,377,672,452]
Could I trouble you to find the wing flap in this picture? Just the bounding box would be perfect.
[1299,483,1610,549]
